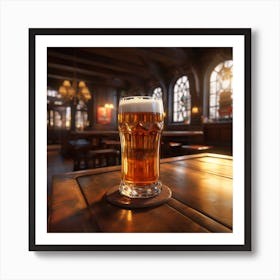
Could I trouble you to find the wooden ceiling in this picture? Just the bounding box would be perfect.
[47,47,232,91]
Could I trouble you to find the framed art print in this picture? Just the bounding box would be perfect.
[29,28,251,251]
[97,106,112,125]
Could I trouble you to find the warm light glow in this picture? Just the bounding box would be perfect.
[126,210,132,222]
[58,86,67,95]
[192,106,199,114]
[54,101,63,105]
[62,80,71,87]
[49,110,54,126]
[58,80,91,102]
[65,107,71,129]
[78,81,86,88]
[104,103,114,109]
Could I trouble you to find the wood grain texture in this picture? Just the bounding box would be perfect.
[48,153,233,233]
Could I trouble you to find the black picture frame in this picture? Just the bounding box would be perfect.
[29,28,251,251]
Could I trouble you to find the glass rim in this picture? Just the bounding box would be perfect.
[118,95,163,113]
[120,96,155,101]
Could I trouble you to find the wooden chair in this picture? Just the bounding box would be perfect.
[71,139,92,171]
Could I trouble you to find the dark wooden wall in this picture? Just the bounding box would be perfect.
[90,86,118,130]
[47,47,233,147]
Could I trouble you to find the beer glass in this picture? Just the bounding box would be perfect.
[118,96,164,198]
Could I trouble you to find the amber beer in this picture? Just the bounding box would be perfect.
[118,96,164,198]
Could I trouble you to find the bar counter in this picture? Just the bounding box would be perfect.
[48,153,232,233]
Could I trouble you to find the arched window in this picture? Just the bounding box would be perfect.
[152,87,163,99]
[209,60,233,121]
[173,75,191,123]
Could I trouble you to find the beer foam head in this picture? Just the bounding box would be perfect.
[119,96,163,113]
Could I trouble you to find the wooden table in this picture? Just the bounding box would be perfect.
[48,153,232,233]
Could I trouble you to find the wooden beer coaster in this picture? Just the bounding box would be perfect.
[105,184,172,209]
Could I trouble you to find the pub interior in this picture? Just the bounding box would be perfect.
[47,47,233,233]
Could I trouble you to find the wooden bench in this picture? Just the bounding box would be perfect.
[88,149,120,168]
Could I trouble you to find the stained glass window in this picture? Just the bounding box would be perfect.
[209,60,233,121]
[173,75,191,123]
[152,87,163,99]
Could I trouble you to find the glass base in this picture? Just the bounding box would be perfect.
[119,181,162,198]
[106,184,172,209]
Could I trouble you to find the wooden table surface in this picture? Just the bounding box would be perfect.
[48,153,232,233]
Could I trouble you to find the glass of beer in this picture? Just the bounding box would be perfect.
[118,96,164,198]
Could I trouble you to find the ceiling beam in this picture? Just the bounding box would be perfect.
[48,49,148,78]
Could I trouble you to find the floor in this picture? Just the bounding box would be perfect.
[47,145,73,196]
